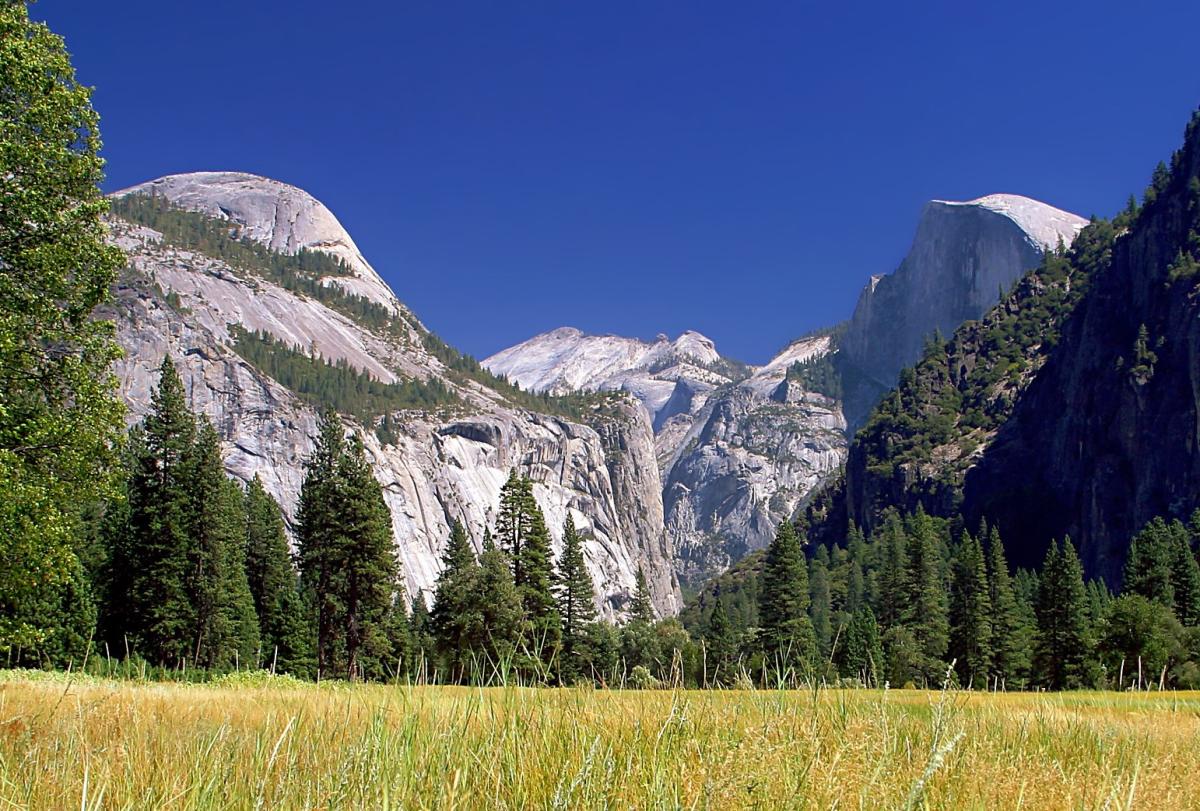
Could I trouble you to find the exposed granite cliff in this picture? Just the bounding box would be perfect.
[107,173,681,618]
[487,330,846,587]
[839,194,1087,428]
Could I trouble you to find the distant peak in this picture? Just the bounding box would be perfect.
[928,193,1088,252]
[544,326,585,340]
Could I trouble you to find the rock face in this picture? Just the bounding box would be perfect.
[487,330,847,587]
[107,172,681,618]
[839,194,1087,427]
[661,336,845,585]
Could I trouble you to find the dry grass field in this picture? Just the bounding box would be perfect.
[0,670,1197,809]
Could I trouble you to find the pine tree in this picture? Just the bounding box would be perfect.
[297,412,401,680]
[474,534,524,677]
[296,410,346,678]
[408,594,435,679]
[431,520,481,682]
[1125,518,1175,607]
[901,509,949,683]
[186,420,259,671]
[495,470,530,579]
[874,511,908,629]
[840,606,884,686]
[124,357,197,666]
[1034,538,1095,690]
[494,471,560,668]
[555,516,597,684]
[985,527,1031,689]
[335,434,401,681]
[758,520,816,678]
[629,567,655,624]
[948,531,992,687]
[244,475,312,676]
[703,589,738,685]
[1168,520,1200,626]
[809,546,833,662]
[382,584,411,681]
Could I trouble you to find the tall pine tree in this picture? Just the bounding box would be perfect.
[1034,538,1095,690]
[495,470,560,668]
[809,546,833,662]
[186,419,259,670]
[244,475,312,676]
[901,509,949,683]
[985,527,1032,689]
[431,519,481,681]
[555,516,597,684]
[123,357,196,666]
[758,520,816,679]
[297,411,401,680]
[948,531,992,687]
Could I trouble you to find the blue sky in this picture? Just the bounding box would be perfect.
[37,1,1200,363]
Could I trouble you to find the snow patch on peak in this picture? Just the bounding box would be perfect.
[931,193,1088,253]
[484,328,723,396]
[111,171,401,312]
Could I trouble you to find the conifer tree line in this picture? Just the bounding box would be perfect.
[688,508,1200,690]
[16,358,1200,691]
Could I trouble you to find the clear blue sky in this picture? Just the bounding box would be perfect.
[36,1,1200,363]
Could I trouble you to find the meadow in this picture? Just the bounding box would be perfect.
[0,671,1196,810]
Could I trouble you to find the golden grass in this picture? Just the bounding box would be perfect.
[1,672,1198,809]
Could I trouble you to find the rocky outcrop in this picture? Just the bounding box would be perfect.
[488,329,847,587]
[662,336,845,584]
[839,194,1087,427]
[107,173,681,618]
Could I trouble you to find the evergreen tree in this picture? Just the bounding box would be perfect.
[335,434,401,680]
[430,520,481,682]
[296,410,346,677]
[809,546,833,662]
[474,534,524,678]
[1034,538,1095,690]
[0,2,126,653]
[186,420,259,670]
[555,516,597,684]
[244,476,312,676]
[948,531,992,687]
[1169,520,1200,626]
[408,594,435,679]
[297,411,401,680]
[985,528,1032,689]
[846,559,865,617]
[494,471,560,668]
[123,358,196,666]
[703,589,738,685]
[758,520,816,678]
[840,606,884,686]
[874,511,908,629]
[382,584,411,681]
[901,509,949,682]
[629,567,655,624]
[1124,518,1176,608]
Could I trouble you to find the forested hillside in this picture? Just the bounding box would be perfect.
[810,110,1200,582]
